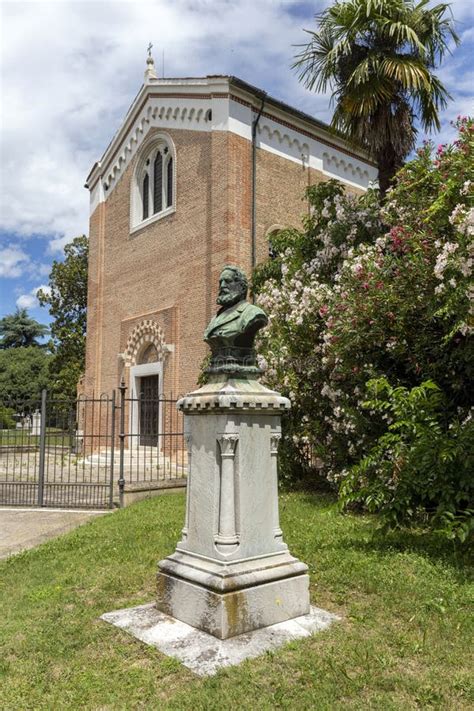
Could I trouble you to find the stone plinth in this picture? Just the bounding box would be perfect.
[101,603,340,676]
[156,374,310,639]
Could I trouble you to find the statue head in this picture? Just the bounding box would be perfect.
[216,265,248,308]
[204,265,267,377]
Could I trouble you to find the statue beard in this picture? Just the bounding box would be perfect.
[217,289,244,308]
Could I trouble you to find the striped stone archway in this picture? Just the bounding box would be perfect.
[122,319,168,367]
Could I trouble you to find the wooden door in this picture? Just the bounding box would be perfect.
[139,375,159,446]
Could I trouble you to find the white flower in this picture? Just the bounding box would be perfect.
[434,242,459,280]
[461,208,474,236]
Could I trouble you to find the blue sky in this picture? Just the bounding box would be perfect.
[1,0,473,328]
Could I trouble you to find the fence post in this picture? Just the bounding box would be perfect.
[37,389,47,507]
[118,377,127,508]
[68,406,75,452]
[108,391,116,509]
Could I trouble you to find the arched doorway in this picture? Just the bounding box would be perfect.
[136,344,160,446]
[121,319,171,449]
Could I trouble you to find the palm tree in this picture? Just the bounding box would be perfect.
[293,0,459,196]
[0,308,49,349]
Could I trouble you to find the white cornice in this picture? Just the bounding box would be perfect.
[228,82,369,163]
[86,76,378,212]
[86,78,233,190]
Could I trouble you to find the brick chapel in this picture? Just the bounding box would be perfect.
[83,54,377,408]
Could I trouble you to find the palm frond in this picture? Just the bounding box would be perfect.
[378,55,431,89]
[292,0,458,191]
[379,19,427,55]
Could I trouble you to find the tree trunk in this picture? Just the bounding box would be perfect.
[376,147,403,199]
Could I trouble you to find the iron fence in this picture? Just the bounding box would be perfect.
[0,382,186,509]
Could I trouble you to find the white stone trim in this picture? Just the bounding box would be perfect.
[123,317,170,448]
[129,361,164,446]
[89,177,106,215]
[130,205,176,234]
[87,78,377,208]
[104,100,211,197]
[122,318,168,367]
[129,132,177,232]
[256,114,376,189]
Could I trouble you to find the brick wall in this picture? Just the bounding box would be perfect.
[85,127,360,399]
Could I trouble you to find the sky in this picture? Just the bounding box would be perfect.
[0,0,473,328]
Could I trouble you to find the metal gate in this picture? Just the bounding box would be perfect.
[0,383,186,509]
[0,392,116,509]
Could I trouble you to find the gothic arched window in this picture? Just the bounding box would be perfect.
[166,156,173,208]
[153,151,163,213]
[142,173,149,220]
[131,135,175,231]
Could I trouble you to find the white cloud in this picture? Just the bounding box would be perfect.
[0,244,30,277]
[0,0,472,253]
[16,293,37,309]
[0,0,331,248]
[16,284,51,310]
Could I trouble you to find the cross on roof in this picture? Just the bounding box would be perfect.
[147,42,153,57]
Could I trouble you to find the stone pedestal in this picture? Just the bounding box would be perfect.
[156,374,310,639]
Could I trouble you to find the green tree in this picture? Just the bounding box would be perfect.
[0,308,48,349]
[253,117,473,540]
[293,0,459,195]
[0,347,52,402]
[38,235,88,398]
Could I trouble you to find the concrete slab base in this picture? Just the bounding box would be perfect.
[101,602,340,676]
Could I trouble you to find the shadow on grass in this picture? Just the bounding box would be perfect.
[352,528,473,574]
[298,490,473,577]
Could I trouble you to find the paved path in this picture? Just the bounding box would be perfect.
[0,508,110,559]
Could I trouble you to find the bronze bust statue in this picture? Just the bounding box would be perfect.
[204,265,268,374]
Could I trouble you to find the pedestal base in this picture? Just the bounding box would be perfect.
[160,374,310,640]
[101,603,340,676]
[157,550,310,639]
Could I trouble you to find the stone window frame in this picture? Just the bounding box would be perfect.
[130,132,176,234]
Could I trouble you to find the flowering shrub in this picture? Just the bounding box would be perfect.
[339,379,474,542]
[253,117,473,539]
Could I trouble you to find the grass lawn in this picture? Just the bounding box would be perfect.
[1,492,472,710]
[0,428,69,447]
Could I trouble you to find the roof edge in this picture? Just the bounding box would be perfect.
[86,75,375,189]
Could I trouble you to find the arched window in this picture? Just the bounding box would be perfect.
[166,157,173,208]
[138,343,159,364]
[131,135,176,231]
[153,152,163,213]
[142,174,149,220]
